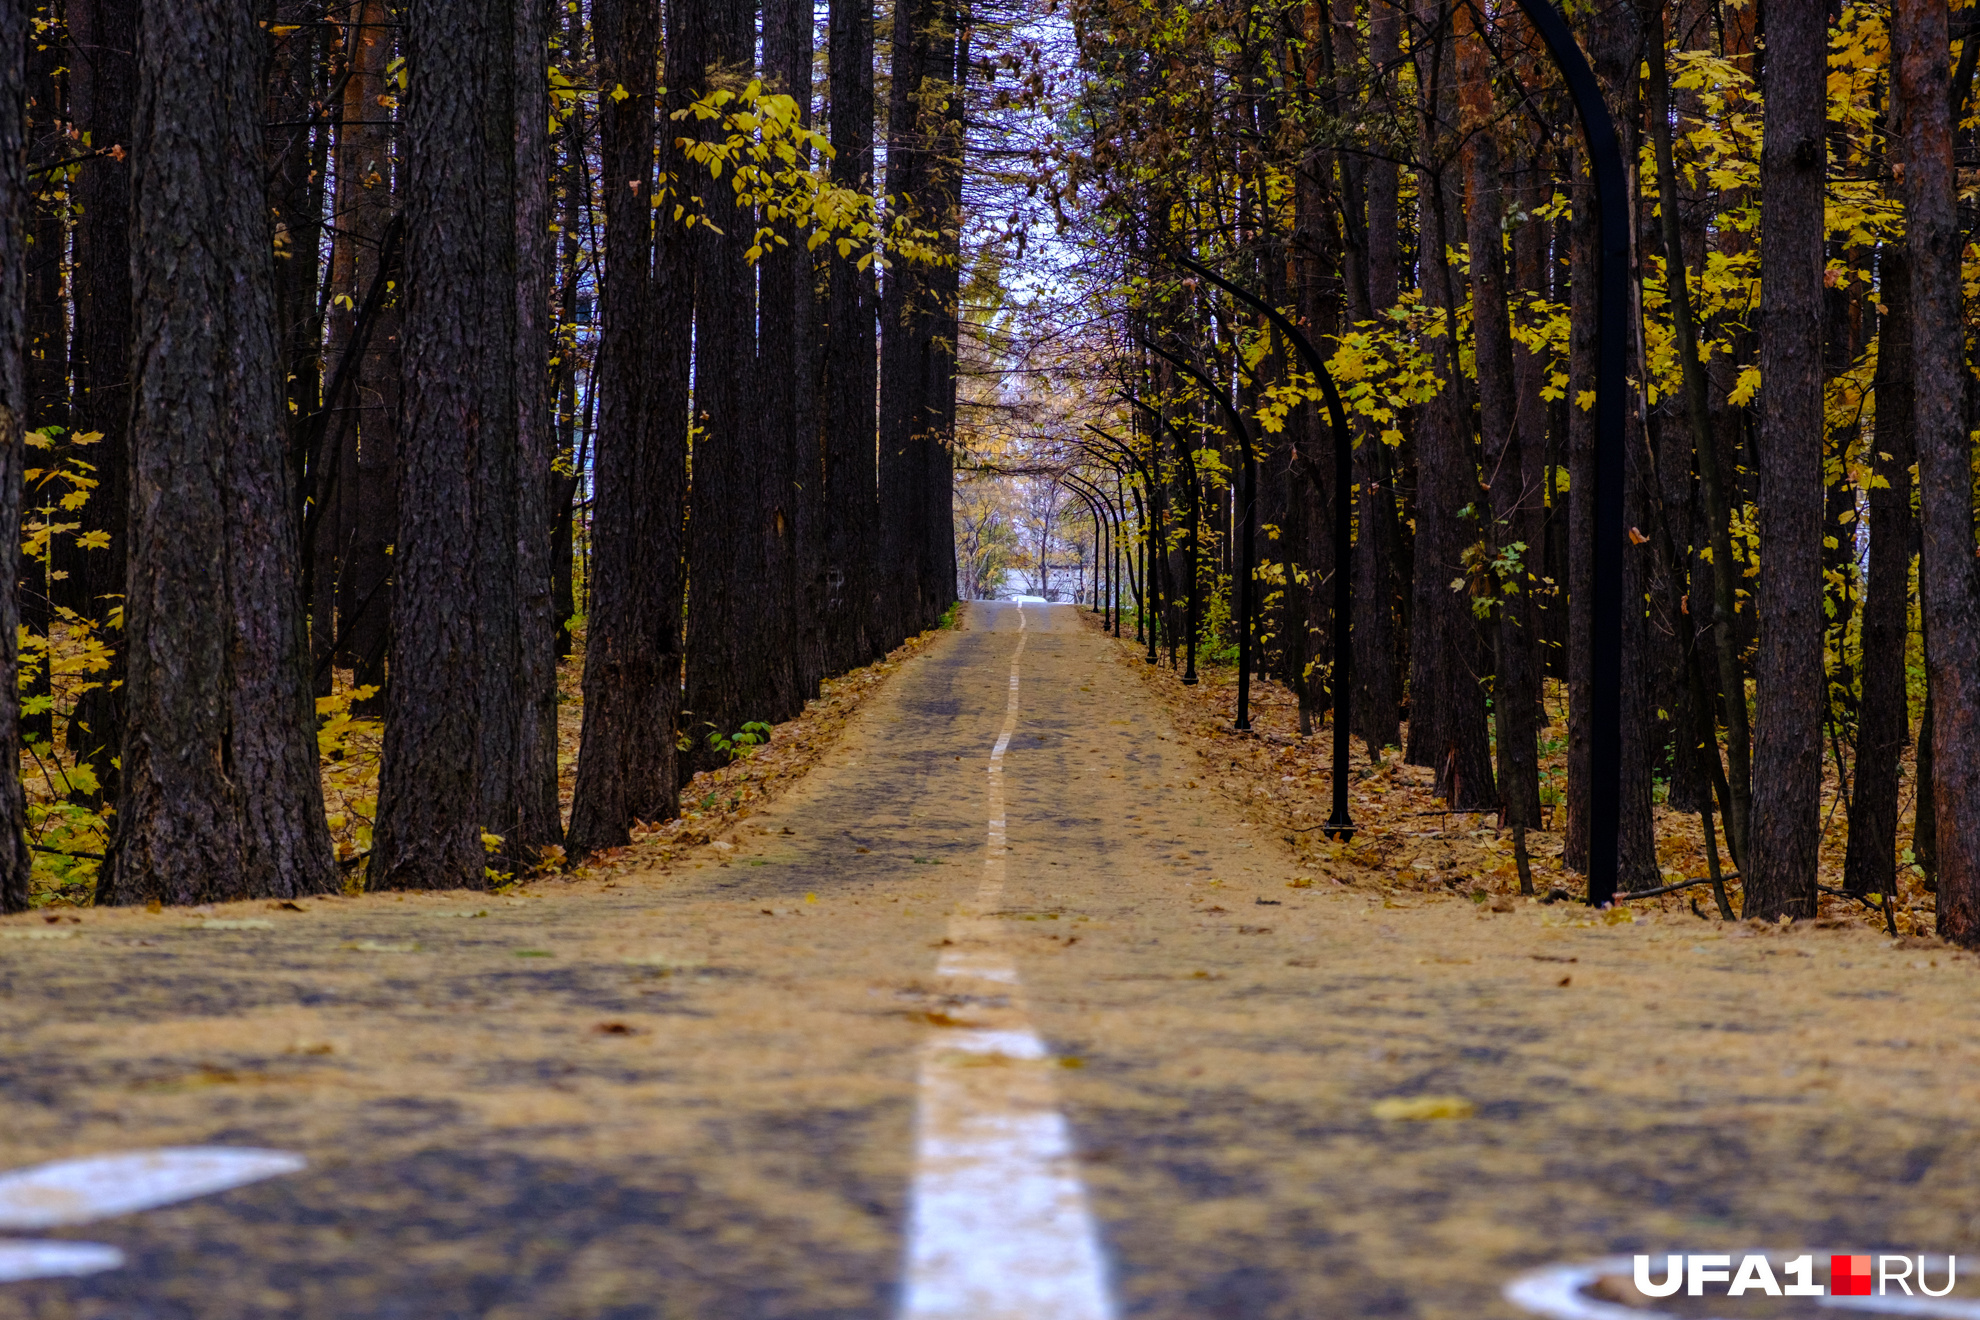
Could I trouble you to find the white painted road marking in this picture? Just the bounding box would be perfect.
[0,1241,126,1282]
[900,603,1115,1320]
[0,1148,305,1283]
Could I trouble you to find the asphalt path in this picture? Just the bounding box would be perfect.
[0,601,1976,1318]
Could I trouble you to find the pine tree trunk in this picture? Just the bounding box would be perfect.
[1893,0,1980,946]
[550,2,583,663]
[878,0,932,648]
[1408,12,1492,807]
[764,0,824,700]
[101,0,336,905]
[1351,0,1403,753]
[507,0,560,860]
[330,0,399,706]
[823,0,878,669]
[0,0,40,911]
[760,0,815,700]
[1510,139,1552,703]
[66,0,137,786]
[922,8,966,628]
[370,0,518,892]
[268,15,334,696]
[1744,0,1827,921]
[566,0,681,855]
[1457,5,1539,829]
[685,0,785,765]
[1843,246,1914,897]
[1563,141,1597,872]
[21,28,63,742]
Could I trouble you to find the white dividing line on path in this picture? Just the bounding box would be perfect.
[899,604,1115,1320]
[0,1147,306,1282]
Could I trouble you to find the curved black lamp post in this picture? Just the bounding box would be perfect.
[1167,253,1357,840]
[1123,393,1202,685]
[1508,0,1627,908]
[1145,341,1259,730]
[1072,430,1142,641]
[1148,3,1625,888]
[1106,419,1163,663]
[1060,471,1116,622]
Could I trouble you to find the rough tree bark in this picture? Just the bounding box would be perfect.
[100,0,336,905]
[506,0,560,862]
[922,3,965,625]
[765,0,825,700]
[878,0,933,648]
[1843,246,1913,898]
[1456,3,1541,830]
[685,0,789,766]
[1563,141,1596,872]
[1408,4,1493,807]
[0,0,39,911]
[823,0,879,669]
[1643,0,1750,862]
[1893,0,1980,945]
[369,0,518,892]
[330,0,399,706]
[1351,0,1404,754]
[1744,0,1826,921]
[566,0,681,855]
[66,0,137,783]
[21,25,61,742]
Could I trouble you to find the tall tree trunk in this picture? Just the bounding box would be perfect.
[1408,5,1493,807]
[330,0,399,705]
[1404,0,1445,771]
[921,3,965,627]
[1744,0,1826,921]
[1456,3,1540,829]
[749,0,804,718]
[1844,246,1914,898]
[100,0,336,905]
[824,0,878,668]
[267,14,335,696]
[878,0,932,648]
[370,0,518,892]
[824,0,878,665]
[764,0,824,699]
[1351,0,1404,753]
[1643,0,1749,858]
[1893,0,1980,945]
[507,0,559,861]
[686,0,787,765]
[0,0,40,911]
[1563,140,1597,872]
[65,0,136,785]
[549,0,584,661]
[21,22,62,742]
[566,0,680,855]
[1510,138,1551,704]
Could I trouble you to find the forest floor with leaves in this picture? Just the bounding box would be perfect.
[0,602,1974,1318]
[1101,610,1930,938]
[18,617,954,904]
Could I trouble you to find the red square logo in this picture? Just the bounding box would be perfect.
[1832,1256,1874,1297]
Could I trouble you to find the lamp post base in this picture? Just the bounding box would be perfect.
[1322,816,1356,842]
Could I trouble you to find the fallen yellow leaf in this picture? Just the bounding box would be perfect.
[1371,1095,1475,1121]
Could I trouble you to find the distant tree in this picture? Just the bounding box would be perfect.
[0,0,38,911]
